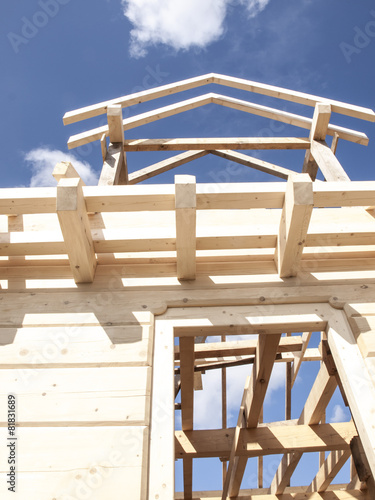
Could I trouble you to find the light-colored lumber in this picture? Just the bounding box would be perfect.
[0,366,150,425]
[311,140,351,182]
[210,150,294,180]
[107,104,124,143]
[63,72,375,125]
[0,426,148,500]
[175,421,356,459]
[307,449,351,492]
[291,332,312,385]
[122,137,311,152]
[276,174,313,278]
[269,361,338,494]
[52,161,84,183]
[223,334,281,499]
[128,151,209,184]
[148,321,174,500]
[100,132,107,161]
[303,103,332,180]
[56,177,96,283]
[99,143,128,186]
[212,94,366,145]
[180,336,195,431]
[175,175,196,280]
[327,310,375,481]
[331,132,340,155]
[174,335,303,360]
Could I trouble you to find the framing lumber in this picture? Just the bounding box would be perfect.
[210,150,295,180]
[175,175,196,280]
[56,177,96,283]
[122,137,311,152]
[276,174,313,278]
[128,151,209,184]
[180,336,195,431]
[311,140,351,182]
[307,449,351,493]
[175,490,367,500]
[99,105,128,185]
[269,360,338,494]
[175,421,357,459]
[291,332,312,385]
[303,103,332,180]
[223,334,281,499]
[52,161,84,183]
[63,72,375,125]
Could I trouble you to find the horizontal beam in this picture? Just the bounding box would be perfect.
[175,421,356,459]
[122,137,311,152]
[1,181,375,215]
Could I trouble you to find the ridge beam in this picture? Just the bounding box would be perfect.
[56,177,96,283]
[175,175,196,280]
[303,103,331,180]
[276,174,313,278]
[99,105,128,185]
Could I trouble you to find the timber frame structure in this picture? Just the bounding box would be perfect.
[1,73,375,499]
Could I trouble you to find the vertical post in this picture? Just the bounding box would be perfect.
[175,175,196,280]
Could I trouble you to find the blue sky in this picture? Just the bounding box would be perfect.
[1,0,373,493]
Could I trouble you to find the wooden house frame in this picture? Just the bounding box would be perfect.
[1,74,375,499]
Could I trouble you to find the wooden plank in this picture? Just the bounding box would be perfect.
[56,177,96,283]
[307,449,351,492]
[276,174,313,278]
[0,366,151,425]
[327,310,375,481]
[63,72,375,125]
[122,137,311,152]
[148,321,175,500]
[210,150,294,180]
[291,332,312,386]
[303,103,332,180]
[0,426,149,500]
[212,94,366,145]
[311,140,351,182]
[0,324,153,367]
[101,133,107,161]
[67,94,213,149]
[175,421,356,459]
[180,336,195,431]
[175,175,196,280]
[269,361,338,494]
[128,151,209,184]
[174,335,303,360]
[223,334,281,498]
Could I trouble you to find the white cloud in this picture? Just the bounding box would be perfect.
[24,147,98,187]
[330,404,349,423]
[121,0,271,57]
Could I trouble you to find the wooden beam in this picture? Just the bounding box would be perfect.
[175,421,357,459]
[99,105,128,185]
[122,137,311,152]
[52,161,85,183]
[311,140,351,182]
[307,449,351,492]
[223,334,281,498]
[128,151,209,184]
[327,310,375,481]
[212,94,366,145]
[350,436,375,497]
[291,332,312,386]
[175,336,303,360]
[302,103,332,180]
[210,150,295,180]
[269,361,338,494]
[175,175,196,280]
[276,174,313,278]
[63,72,375,125]
[56,177,96,283]
[148,321,174,500]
